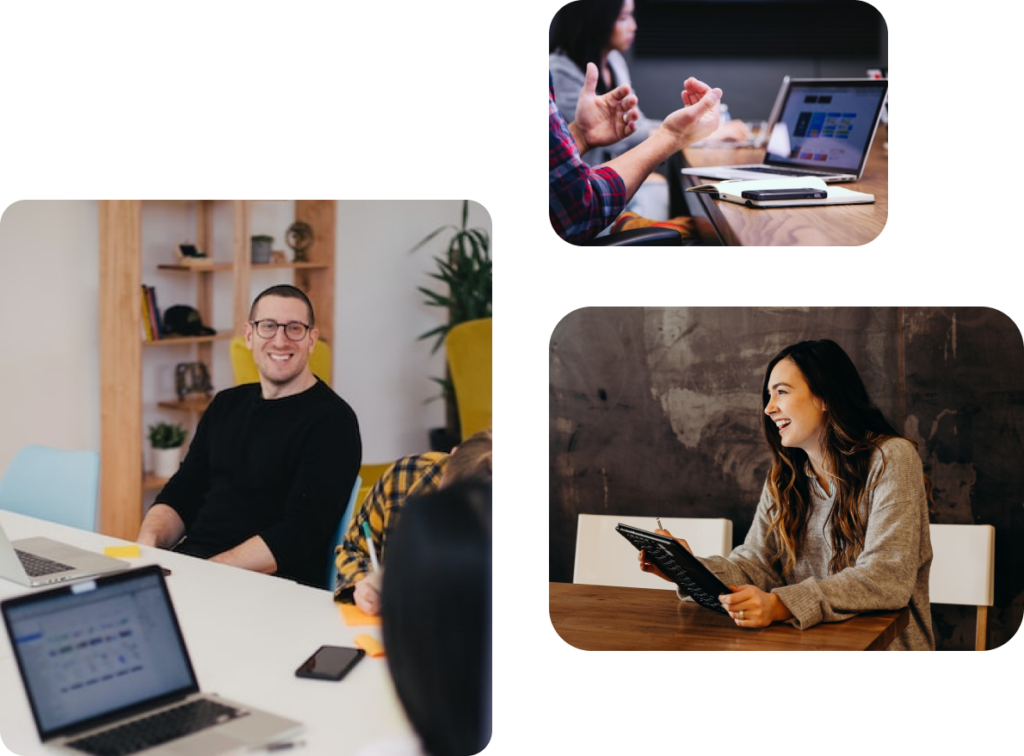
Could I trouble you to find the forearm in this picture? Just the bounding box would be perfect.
[137,504,186,549]
[209,535,278,575]
[601,129,678,204]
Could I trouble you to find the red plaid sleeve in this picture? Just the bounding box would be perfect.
[548,75,627,244]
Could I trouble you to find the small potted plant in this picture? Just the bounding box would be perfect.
[251,234,274,264]
[148,421,187,479]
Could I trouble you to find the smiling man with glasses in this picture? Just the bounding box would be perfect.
[137,284,361,587]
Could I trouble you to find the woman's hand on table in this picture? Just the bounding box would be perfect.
[719,584,793,628]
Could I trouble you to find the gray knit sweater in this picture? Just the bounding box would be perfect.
[683,437,935,650]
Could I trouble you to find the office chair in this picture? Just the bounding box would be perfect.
[573,514,733,590]
[0,445,100,531]
[230,336,333,385]
[326,475,362,590]
[929,524,996,650]
[445,318,492,441]
[584,164,701,246]
[357,463,391,511]
[583,227,687,246]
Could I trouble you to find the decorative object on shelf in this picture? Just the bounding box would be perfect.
[148,422,187,479]
[162,305,216,337]
[409,201,491,449]
[175,362,214,401]
[251,234,274,264]
[270,250,287,264]
[285,221,314,263]
[176,242,213,266]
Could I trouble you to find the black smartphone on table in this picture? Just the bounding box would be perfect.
[740,188,826,201]
[295,645,365,681]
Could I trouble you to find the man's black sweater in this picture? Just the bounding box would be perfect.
[157,379,360,587]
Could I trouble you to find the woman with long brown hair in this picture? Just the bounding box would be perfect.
[640,339,935,650]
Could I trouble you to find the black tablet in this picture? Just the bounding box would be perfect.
[615,523,732,614]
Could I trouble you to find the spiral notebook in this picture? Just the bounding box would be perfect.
[687,176,874,208]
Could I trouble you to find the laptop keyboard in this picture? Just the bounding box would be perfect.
[15,549,74,577]
[741,166,839,178]
[67,699,244,756]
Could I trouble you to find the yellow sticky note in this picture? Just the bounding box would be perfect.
[338,603,381,627]
[354,634,385,658]
[104,544,141,559]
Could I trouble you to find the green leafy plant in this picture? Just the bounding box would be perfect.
[148,422,187,449]
[410,201,491,445]
[412,201,491,353]
[251,234,274,242]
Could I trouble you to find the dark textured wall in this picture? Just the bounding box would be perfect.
[549,307,1024,650]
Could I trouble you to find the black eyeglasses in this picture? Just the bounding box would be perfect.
[250,319,311,341]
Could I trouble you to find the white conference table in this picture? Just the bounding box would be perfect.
[0,510,411,756]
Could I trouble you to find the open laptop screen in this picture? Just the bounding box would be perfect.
[765,79,888,173]
[2,566,198,739]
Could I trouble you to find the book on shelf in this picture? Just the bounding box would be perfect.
[141,285,164,341]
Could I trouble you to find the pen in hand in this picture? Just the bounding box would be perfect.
[362,521,380,573]
[656,517,663,531]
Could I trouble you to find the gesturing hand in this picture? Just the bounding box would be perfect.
[662,77,722,148]
[680,76,714,108]
[571,61,640,154]
[718,584,792,628]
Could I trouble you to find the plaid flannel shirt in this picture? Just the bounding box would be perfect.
[549,73,627,244]
[333,452,447,601]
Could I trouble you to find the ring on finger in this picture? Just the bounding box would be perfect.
[739,610,745,621]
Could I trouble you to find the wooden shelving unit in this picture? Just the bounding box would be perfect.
[99,201,336,539]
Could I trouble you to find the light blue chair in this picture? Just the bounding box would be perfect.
[0,446,100,531]
[326,475,361,590]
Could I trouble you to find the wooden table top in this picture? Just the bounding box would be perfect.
[550,582,909,651]
[679,132,888,244]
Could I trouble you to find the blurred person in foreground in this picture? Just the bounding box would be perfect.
[355,483,492,756]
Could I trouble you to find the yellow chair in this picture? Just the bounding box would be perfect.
[230,336,333,385]
[445,318,492,441]
[357,463,392,507]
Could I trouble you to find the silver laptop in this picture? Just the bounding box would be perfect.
[2,565,302,756]
[0,522,130,588]
[682,77,888,183]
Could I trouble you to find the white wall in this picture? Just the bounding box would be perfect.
[0,201,101,474]
[0,199,490,478]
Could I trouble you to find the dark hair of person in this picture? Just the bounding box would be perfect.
[248,284,315,326]
[380,482,491,756]
[761,339,933,576]
[549,0,627,95]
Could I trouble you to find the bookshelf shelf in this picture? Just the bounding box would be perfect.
[142,334,232,347]
[157,262,330,273]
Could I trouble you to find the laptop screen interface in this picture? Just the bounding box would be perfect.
[4,569,196,738]
[765,82,886,172]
